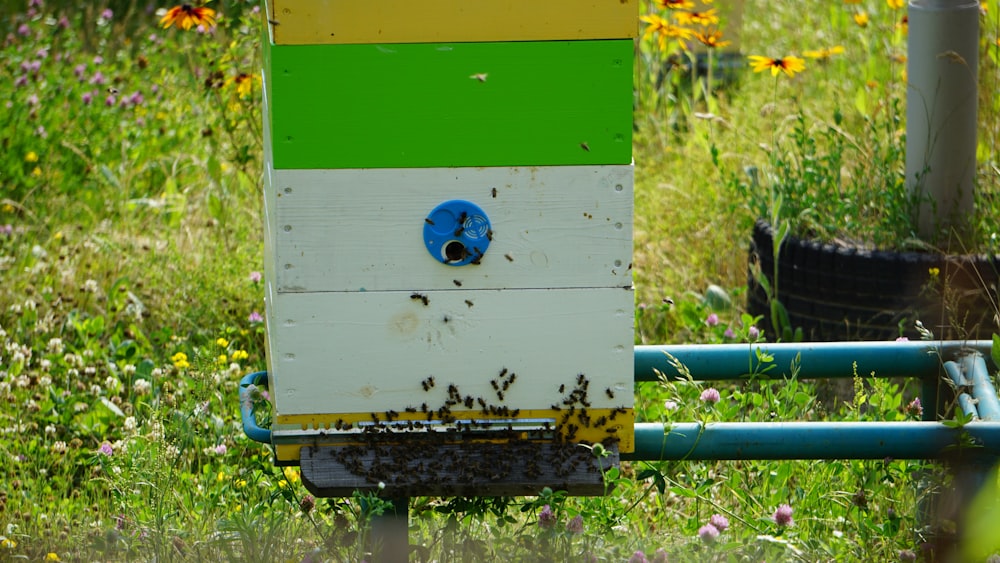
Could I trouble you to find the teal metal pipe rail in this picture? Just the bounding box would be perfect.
[624,421,1000,461]
[962,352,1000,421]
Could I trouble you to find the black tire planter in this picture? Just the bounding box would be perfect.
[748,220,1000,341]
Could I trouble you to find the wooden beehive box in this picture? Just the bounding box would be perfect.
[261,0,637,494]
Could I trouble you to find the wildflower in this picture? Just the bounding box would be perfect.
[693,29,731,49]
[700,387,721,404]
[82,91,93,105]
[675,9,720,26]
[248,311,264,323]
[748,55,806,77]
[300,494,316,514]
[709,513,729,532]
[214,444,227,455]
[98,442,113,456]
[52,441,67,454]
[655,0,694,8]
[629,551,650,563]
[538,504,557,529]
[249,271,262,283]
[124,416,137,431]
[160,4,217,31]
[773,504,794,527]
[566,514,584,534]
[640,14,694,51]
[25,151,38,163]
[664,400,678,410]
[899,549,917,562]
[232,349,249,361]
[133,378,151,395]
[18,23,31,36]
[170,352,190,369]
[705,313,719,327]
[698,523,720,544]
[1,536,17,549]
[27,94,39,106]
[887,0,905,8]
[217,354,228,364]
[905,397,923,418]
[100,8,113,20]
[803,45,845,60]
[723,327,735,339]
[928,267,940,278]
[226,73,257,99]
[748,325,761,339]
[854,12,870,27]
[45,552,61,561]
[217,337,229,348]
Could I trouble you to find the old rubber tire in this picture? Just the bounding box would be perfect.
[747,220,1000,341]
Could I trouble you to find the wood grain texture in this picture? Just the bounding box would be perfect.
[263,40,633,169]
[265,164,633,293]
[266,0,637,45]
[264,287,634,416]
[300,441,620,497]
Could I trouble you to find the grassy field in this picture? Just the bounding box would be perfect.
[2,0,1000,561]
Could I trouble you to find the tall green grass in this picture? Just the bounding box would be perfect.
[1,0,999,561]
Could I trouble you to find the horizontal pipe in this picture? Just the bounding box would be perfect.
[624,421,1000,461]
[634,341,992,382]
[962,352,1000,421]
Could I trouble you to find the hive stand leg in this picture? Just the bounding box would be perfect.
[371,497,409,563]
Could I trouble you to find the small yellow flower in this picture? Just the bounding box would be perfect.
[693,29,731,49]
[748,55,806,78]
[640,13,695,51]
[278,479,288,488]
[31,166,42,177]
[886,0,905,8]
[171,352,190,369]
[216,337,229,348]
[45,553,61,562]
[284,466,301,483]
[803,46,845,60]
[25,151,38,163]
[225,73,259,99]
[217,354,228,364]
[854,12,870,27]
[232,350,249,361]
[1,537,16,549]
[217,470,225,482]
[235,479,247,488]
[929,267,940,277]
[654,0,695,8]
[1,203,13,213]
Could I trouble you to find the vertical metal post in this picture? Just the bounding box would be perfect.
[371,497,409,563]
[906,0,980,239]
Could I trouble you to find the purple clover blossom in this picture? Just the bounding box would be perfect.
[100,8,113,20]
[773,504,794,527]
[15,75,28,88]
[700,387,721,404]
[537,504,557,530]
[81,91,93,105]
[906,397,923,418]
[35,47,47,59]
[18,23,31,37]
[248,311,264,324]
[705,313,719,327]
[74,64,86,80]
[26,93,39,106]
[105,94,116,107]
[249,271,262,283]
[566,515,583,534]
[628,551,649,563]
[89,71,106,86]
[698,523,720,544]
[98,442,113,456]
[898,549,917,562]
[723,327,736,339]
[127,91,144,106]
[748,326,761,340]
[896,336,910,342]
[93,55,104,65]
[58,15,70,29]
[709,513,729,532]
[214,444,227,455]
[651,548,669,563]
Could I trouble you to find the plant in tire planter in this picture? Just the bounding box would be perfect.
[719,105,1000,342]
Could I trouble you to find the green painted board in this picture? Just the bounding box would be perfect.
[264,40,633,169]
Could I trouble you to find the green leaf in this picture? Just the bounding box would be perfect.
[992,334,1000,369]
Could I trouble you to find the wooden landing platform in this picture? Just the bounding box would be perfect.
[300,441,620,497]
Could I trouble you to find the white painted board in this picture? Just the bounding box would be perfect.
[265,285,634,415]
[265,164,633,293]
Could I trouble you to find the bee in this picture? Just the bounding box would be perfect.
[335,418,344,430]
[424,218,435,226]
[605,427,618,434]
[486,229,494,241]
[268,19,280,26]
[470,72,488,83]
[464,396,474,408]
[405,406,417,413]
[496,391,505,401]
[458,211,468,224]
[427,376,435,388]
[593,415,608,427]
[491,187,498,198]
[477,397,487,408]
[558,384,566,393]
[454,225,465,237]
[447,383,458,396]
[465,299,474,308]
[504,253,514,262]
[490,380,499,391]
[421,380,430,392]
[580,142,591,152]
[510,409,520,417]
[410,293,429,306]
[385,410,398,421]
[605,388,615,399]
[577,373,586,385]
[499,368,508,378]
[551,404,561,411]
[508,373,517,384]
[453,279,462,287]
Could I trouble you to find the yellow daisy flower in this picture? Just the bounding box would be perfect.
[748,55,806,77]
[160,4,217,31]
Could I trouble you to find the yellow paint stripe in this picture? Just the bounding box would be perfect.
[267,0,637,45]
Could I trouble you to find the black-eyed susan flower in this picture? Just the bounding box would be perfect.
[854,12,870,27]
[160,4,217,31]
[226,72,259,99]
[654,0,696,9]
[748,55,806,77]
[674,8,720,26]
[640,13,695,51]
[693,29,731,49]
[803,45,845,60]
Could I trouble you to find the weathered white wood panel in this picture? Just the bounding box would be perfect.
[266,285,634,415]
[266,164,633,293]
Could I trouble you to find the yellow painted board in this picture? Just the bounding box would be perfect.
[265,0,638,45]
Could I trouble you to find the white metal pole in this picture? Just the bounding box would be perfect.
[906,0,979,241]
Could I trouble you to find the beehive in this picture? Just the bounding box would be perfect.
[261,0,637,493]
